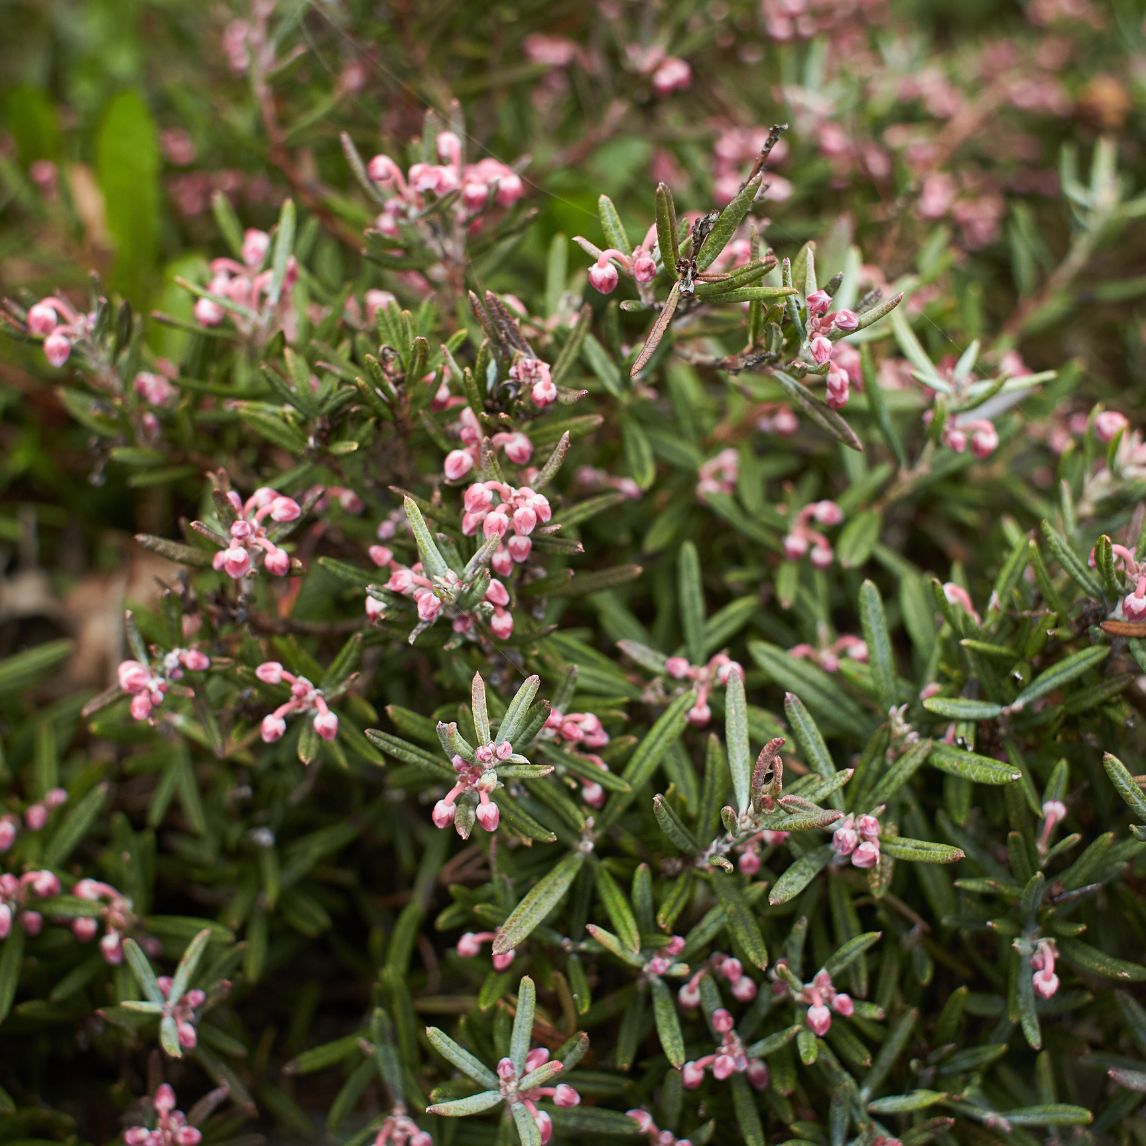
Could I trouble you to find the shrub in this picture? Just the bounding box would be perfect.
[1,2,1145,1144]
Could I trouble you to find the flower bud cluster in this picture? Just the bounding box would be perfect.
[123,1084,202,1146]
[133,361,180,408]
[374,1109,432,1146]
[444,407,533,481]
[782,499,844,568]
[495,1046,580,1145]
[678,953,758,1007]
[432,735,518,836]
[207,487,301,579]
[541,708,612,806]
[508,356,558,408]
[799,969,855,1036]
[368,131,524,236]
[382,559,515,639]
[625,46,692,97]
[790,634,868,674]
[157,975,207,1050]
[462,480,552,575]
[1090,541,1145,622]
[1031,938,1059,999]
[663,651,742,727]
[25,295,96,368]
[255,662,339,745]
[574,465,642,500]
[804,290,862,408]
[681,1008,768,1090]
[626,1108,693,1146]
[73,878,139,964]
[0,789,67,850]
[117,648,211,722]
[696,448,738,503]
[756,403,800,436]
[0,869,60,939]
[579,223,660,296]
[940,415,1000,458]
[832,813,882,869]
[455,929,515,971]
[194,228,299,337]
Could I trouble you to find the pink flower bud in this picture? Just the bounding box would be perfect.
[507,534,532,563]
[125,1128,150,1145]
[738,850,761,876]
[1123,589,1146,621]
[444,449,475,481]
[553,1083,580,1107]
[117,660,153,694]
[712,1008,735,1033]
[512,505,538,535]
[810,335,833,365]
[531,378,557,407]
[833,821,858,856]
[178,1021,198,1048]
[73,916,98,941]
[807,1003,832,1036]
[261,714,287,742]
[25,804,48,831]
[627,1109,655,1133]
[241,228,270,267]
[665,656,692,679]
[416,592,442,623]
[492,948,516,971]
[832,992,854,1016]
[44,331,71,367]
[494,171,524,206]
[256,662,284,684]
[681,1061,706,1089]
[687,702,711,726]
[432,800,456,829]
[0,905,10,939]
[588,259,620,294]
[456,932,482,957]
[651,57,692,96]
[747,1059,770,1089]
[0,820,15,852]
[194,297,224,326]
[263,547,291,576]
[1095,411,1129,443]
[28,302,59,334]
[214,546,252,579]
[485,579,510,607]
[852,840,880,868]
[970,424,999,458]
[475,802,500,832]
[806,290,831,316]
[832,309,859,331]
[269,496,301,522]
[856,814,880,839]
[22,911,44,935]
[810,544,833,569]
[174,1130,202,1146]
[632,252,658,283]
[732,975,758,1002]
[1032,968,1059,998]
[783,533,809,560]
[712,1053,736,1080]
[129,693,154,721]
[313,710,339,741]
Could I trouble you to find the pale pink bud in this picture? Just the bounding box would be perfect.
[1123,590,1146,621]
[117,660,153,693]
[512,505,538,535]
[129,692,154,721]
[44,331,71,367]
[832,309,859,331]
[507,534,532,563]
[1095,411,1129,443]
[154,1084,177,1113]
[416,592,442,623]
[681,1061,706,1089]
[732,975,758,1002]
[832,993,854,1016]
[687,702,711,726]
[810,544,833,569]
[738,849,761,876]
[856,815,880,839]
[493,171,524,206]
[0,820,15,852]
[632,252,658,283]
[124,1129,150,1146]
[174,1130,202,1146]
[431,800,456,829]
[27,302,58,335]
[100,932,124,963]
[73,916,98,942]
[261,714,287,742]
[269,496,301,522]
[214,546,253,579]
[475,802,500,832]
[651,57,692,96]
[21,911,43,935]
[747,1059,769,1089]
[812,500,843,525]
[241,229,270,268]
[0,905,10,939]
[256,662,284,684]
[444,449,475,481]
[783,533,809,560]
[665,656,692,679]
[833,821,858,856]
[263,547,291,576]
[807,1003,832,1036]
[712,1008,735,1033]
[492,949,516,971]
[712,1053,736,1080]
[809,335,833,365]
[1032,968,1059,998]
[500,432,533,464]
[531,378,557,407]
[852,840,880,868]
[178,1021,198,1048]
[627,1109,655,1133]
[456,932,482,957]
[194,297,224,326]
[25,804,48,831]
[588,259,620,294]
[553,1083,580,1107]
[806,290,831,316]
[970,424,999,458]
[313,711,339,741]
[485,579,510,607]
